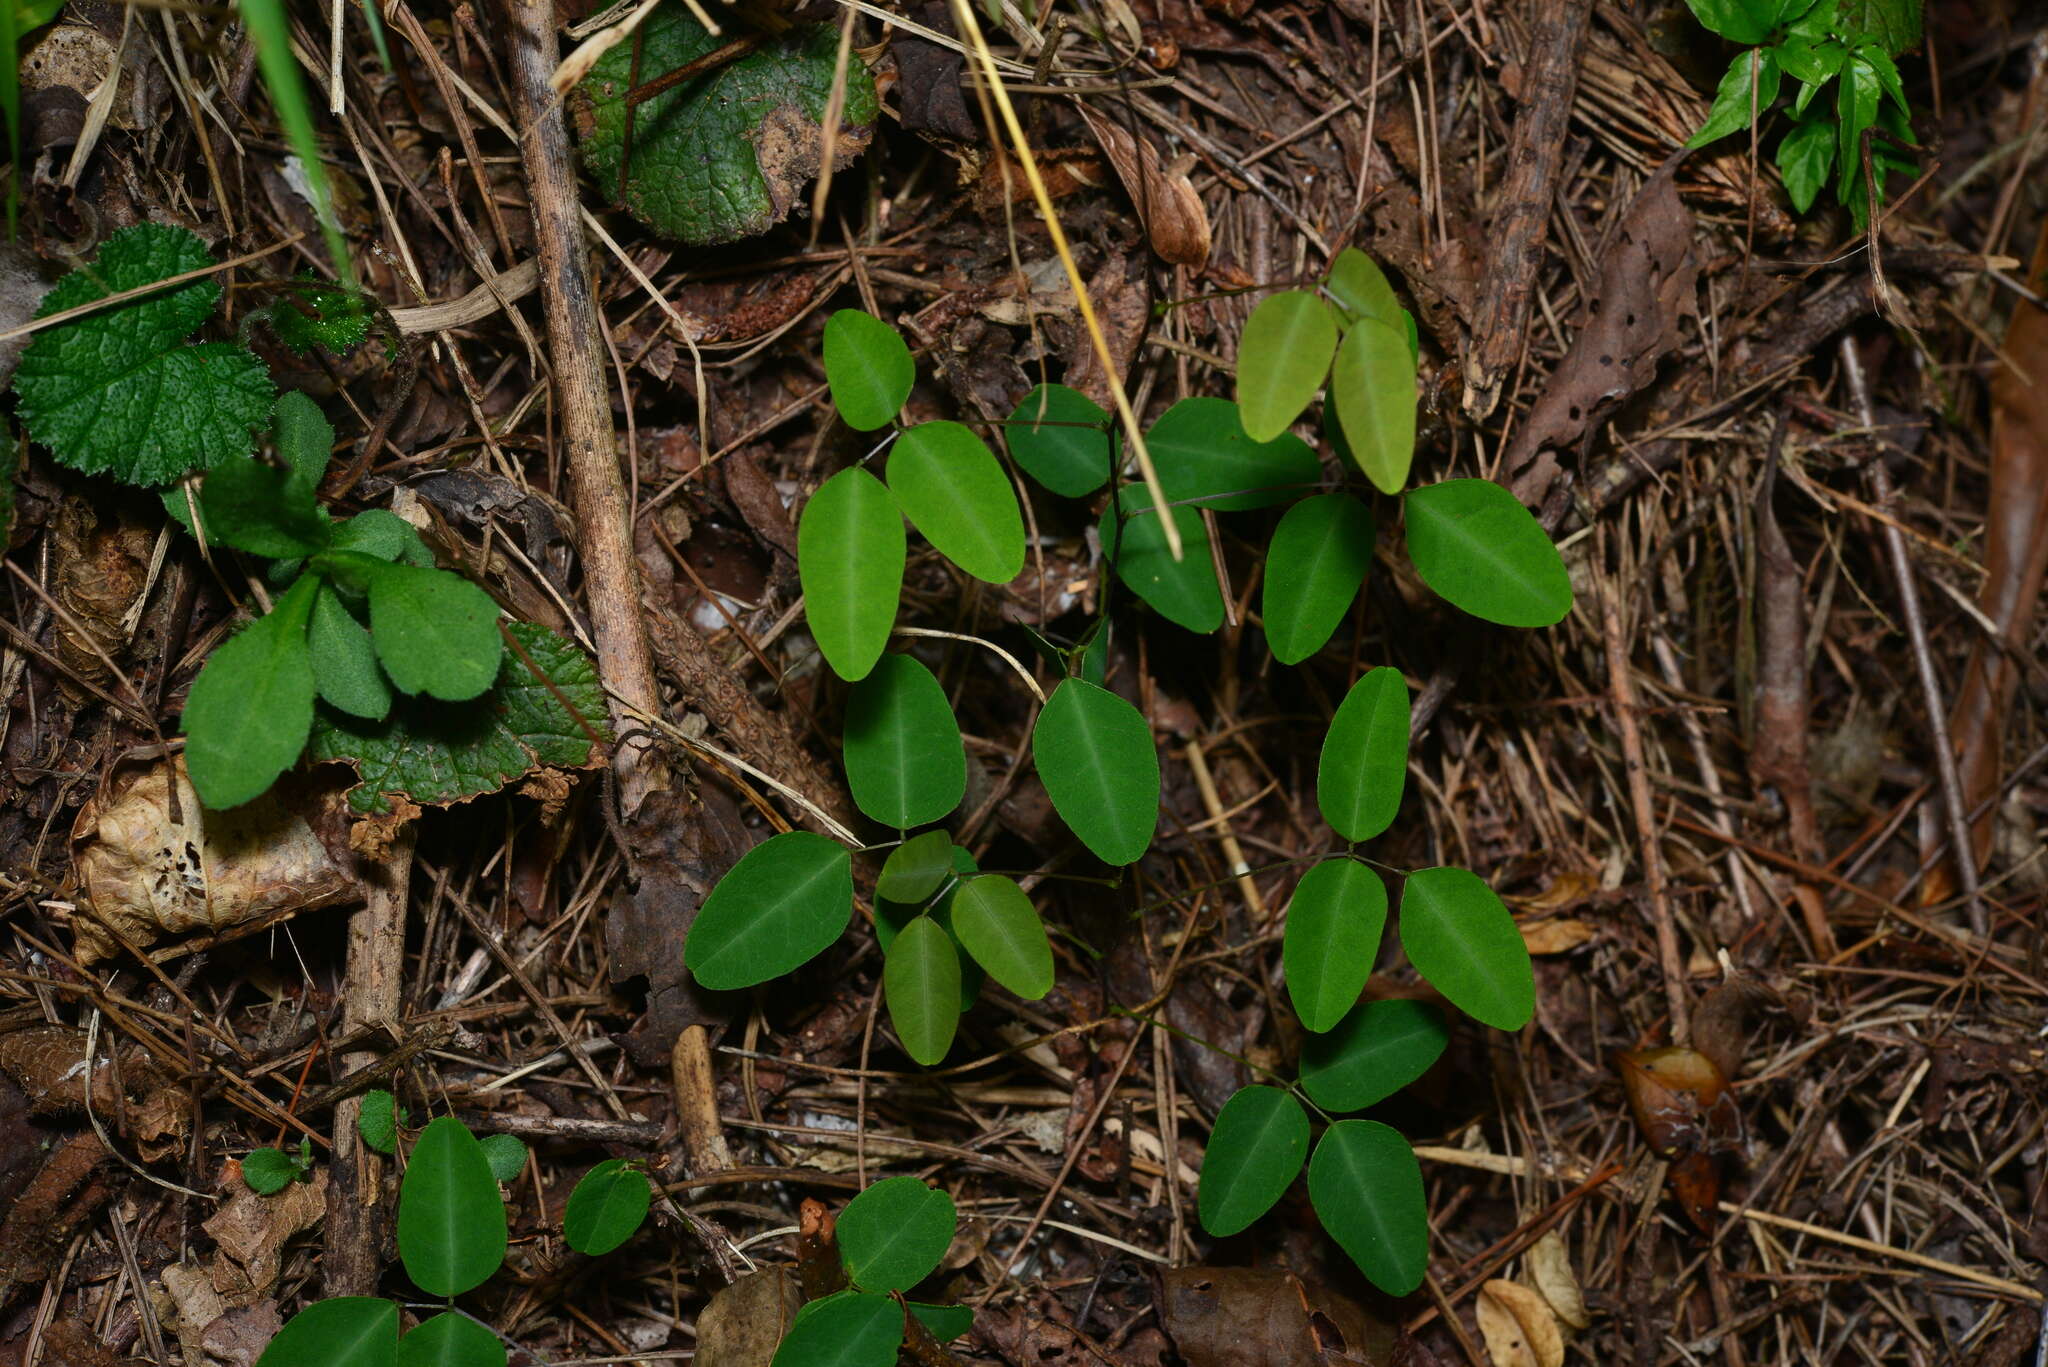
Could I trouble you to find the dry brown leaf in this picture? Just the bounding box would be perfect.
[203,1168,327,1304]
[70,759,357,964]
[1475,1280,1563,1367]
[695,1266,802,1367]
[1524,1230,1589,1331]
[1158,1267,1394,1367]
[0,1026,122,1115]
[1073,102,1210,267]
[1518,918,1597,955]
[1616,1046,1740,1159]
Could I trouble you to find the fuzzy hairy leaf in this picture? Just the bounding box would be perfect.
[241,1147,305,1194]
[268,279,374,355]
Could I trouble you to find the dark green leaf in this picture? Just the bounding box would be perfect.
[13,223,273,485]
[183,574,319,809]
[1308,1120,1428,1296]
[564,1159,652,1256]
[478,1135,527,1183]
[268,281,375,356]
[799,467,905,681]
[1398,867,1534,1031]
[821,309,914,431]
[1862,44,1908,116]
[843,654,966,828]
[950,874,1053,999]
[1687,48,1782,148]
[241,1147,304,1194]
[1776,114,1836,212]
[397,1116,507,1297]
[769,1292,900,1367]
[1836,0,1920,54]
[397,1313,503,1367]
[1005,384,1111,496]
[909,1304,974,1341]
[685,832,854,989]
[837,1175,956,1291]
[198,454,330,559]
[1324,249,1402,330]
[1197,1086,1309,1237]
[888,420,1025,584]
[876,844,984,1015]
[1263,493,1374,664]
[1835,52,1882,205]
[877,830,955,905]
[1773,34,1844,83]
[884,915,961,1066]
[1330,318,1417,495]
[574,6,880,246]
[1403,479,1573,627]
[1788,0,1837,38]
[1032,678,1159,867]
[357,1090,401,1154]
[365,564,502,702]
[1146,397,1320,510]
[309,583,392,721]
[1318,667,1410,842]
[1681,0,1776,43]
[1283,858,1388,1034]
[1101,488,1223,634]
[256,1298,398,1367]
[1299,999,1448,1111]
[271,389,336,499]
[332,510,432,566]
[1237,291,1337,443]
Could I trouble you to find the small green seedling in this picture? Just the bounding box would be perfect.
[241,1138,316,1195]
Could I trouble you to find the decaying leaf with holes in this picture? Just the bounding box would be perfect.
[68,757,357,965]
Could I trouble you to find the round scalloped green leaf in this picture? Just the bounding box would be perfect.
[1101,489,1223,634]
[1403,480,1573,627]
[1283,858,1388,1034]
[183,574,319,810]
[877,829,955,905]
[1398,867,1533,1031]
[397,1117,507,1297]
[884,914,961,1066]
[770,1292,901,1367]
[1331,317,1416,495]
[685,832,854,990]
[1317,667,1410,842]
[799,467,904,681]
[1237,291,1337,443]
[563,1159,652,1256]
[1325,248,1401,331]
[1264,493,1374,665]
[1299,998,1448,1112]
[1006,383,1112,496]
[837,1175,956,1292]
[1308,1120,1428,1295]
[1032,678,1159,867]
[397,1313,504,1367]
[1147,397,1320,511]
[888,420,1025,584]
[1197,1085,1309,1237]
[950,875,1053,1000]
[574,5,879,246]
[843,654,966,828]
[822,310,914,431]
[256,1298,398,1367]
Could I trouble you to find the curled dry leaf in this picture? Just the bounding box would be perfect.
[69,758,357,964]
[203,1168,328,1303]
[1518,918,1596,955]
[1073,102,1211,267]
[1615,1046,1741,1159]
[1524,1230,1589,1331]
[1475,1280,1563,1367]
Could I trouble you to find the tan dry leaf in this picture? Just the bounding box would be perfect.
[1519,918,1597,955]
[695,1266,802,1367]
[71,760,357,964]
[1525,1230,1590,1330]
[1072,102,1210,267]
[204,1168,328,1305]
[1476,1279,1564,1367]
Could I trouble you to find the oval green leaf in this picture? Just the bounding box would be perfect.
[397,1116,507,1297]
[823,309,913,431]
[1307,1120,1428,1296]
[1237,291,1338,443]
[884,915,961,1066]
[563,1158,652,1256]
[1007,383,1112,496]
[397,1313,504,1367]
[309,582,392,720]
[1317,667,1410,842]
[799,467,905,682]
[685,832,854,990]
[1147,397,1321,510]
[478,1134,527,1183]
[1330,317,1416,495]
[365,564,502,702]
[877,845,984,1015]
[256,1298,398,1367]
[769,1292,901,1367]
[1325,248,1401,330]
[837,1175,957,1292]
[1101,489,1223,634]
[951,875,1053,999]
[1283,857,1388,1034]
[1264,493,1374,664]
[1197,1085,1309,1237]
[843,654,966,828]
[1299,998,1448,1112]
[1403,479,1573,627]
[1032,678,1159,867]
[1399,867,1533,1030]
[183,573,319,810]
[888,420,1025,584]
[877,829,955,905]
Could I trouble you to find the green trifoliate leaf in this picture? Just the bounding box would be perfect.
[1197,1085,1309,1237]
[799,467,904,681]
[843,654,966,829]
[574,3,879,246]
[1325,248,1403,330]
[1318,667,1410,842]
[1331,317,1416,495]
[769,1292,900,1367]
[950,874,1053,1000]
[1101,488,1223,634]
[308,621,609,814]
[1032,678,1159,867]
[398,1312,504,1367]
[877,829,955,905]
[1283,858,1388,1034]
[1236,290,1337,443]
[1398,867,1534,1031]
[1403,479,1573,627]
[1299,998,1448,1112]
[365,564,503,701]
[183,575,320,809]
[887,420,1026,585]
[884,914,962,1066]
[1308,1120,1428,1295]
[13,223,273,485]
[837,1176,956,1292]
[397,1116,507,1297]
[1146,397,1320,510]
[563,1159,652,1256]
[1263,493,1374,665]
[256,1298,398,1367]
[685,831,854,989]
[822,309,913,431]
[1006,384,1112,496]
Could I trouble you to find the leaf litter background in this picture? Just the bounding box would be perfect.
[2,1,2047,1365]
